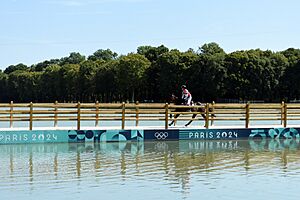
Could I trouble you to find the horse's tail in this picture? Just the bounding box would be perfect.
[195,102,202,106]
[195,102,216,117]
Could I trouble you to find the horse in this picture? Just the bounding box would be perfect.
[168,94,215,127]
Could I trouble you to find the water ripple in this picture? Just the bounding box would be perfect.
[1,140,300,200]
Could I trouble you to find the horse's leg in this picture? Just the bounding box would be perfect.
[210,114,214,126]
[185,114,197,127]
[199,107,216,126]
[208,108,215,126]
[169,114,180,126]
[199,107,215,119]
[209,108,216,117]
[200,108,206,119]
[198,108,207,127]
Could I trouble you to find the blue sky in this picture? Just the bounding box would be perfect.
[0,0,299,69]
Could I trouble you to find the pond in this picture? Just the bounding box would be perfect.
[0,139,299,200]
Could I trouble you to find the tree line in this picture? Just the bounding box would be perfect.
[1,42,300,103]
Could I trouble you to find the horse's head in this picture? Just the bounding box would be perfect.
[170,94,183,105]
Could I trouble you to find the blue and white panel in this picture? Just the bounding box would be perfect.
[1,127,300,144]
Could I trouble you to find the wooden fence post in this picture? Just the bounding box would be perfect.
[135,101,139,127]
[211,101,215,126]
[283,102,287,127]
[245,102,250,128]
[95,101,99,127]
[121,102,125,129]
[10,101,13,128]
[205,103,209,129]
[29,102,33,130]
[165,103,169,129]
[54,101,58,127]
[77,102,81,130]
[281,101,284,125]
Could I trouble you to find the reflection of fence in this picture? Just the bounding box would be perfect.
[0,101,299,130]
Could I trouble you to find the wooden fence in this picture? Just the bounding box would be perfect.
[0,101,300,130]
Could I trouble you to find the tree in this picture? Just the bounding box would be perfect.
[1,43,299,103]
[39,64,62,102]
[31,59,60,72]
[59,64,80,101]
[137,45,169,101]
[4,63,28,74]
[156,50,198,100]
[88,49,118,61]
[278,48,300,100]
[223,49,286,101]
[78,60,101,101]
[7,71,41,102]
[281,60,300,100]
[116,53,151,102]
[0,71,8,102]
[60,52,85,65]
[137,45,169,62]
[198,42,225,55]
[281,48,300,65]
[95,60,118,102]
[267,52,288,100]
[188,45,226,101]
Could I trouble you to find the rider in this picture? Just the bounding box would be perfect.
[181,85,192,106]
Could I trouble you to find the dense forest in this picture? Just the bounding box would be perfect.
[1,42,300,103]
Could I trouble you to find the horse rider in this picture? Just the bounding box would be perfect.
[181,85,192,106]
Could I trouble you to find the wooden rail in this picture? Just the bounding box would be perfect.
[0,102,299,130]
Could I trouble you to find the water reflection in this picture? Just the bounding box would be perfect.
[1,139,300,199]
[1,139,300,173]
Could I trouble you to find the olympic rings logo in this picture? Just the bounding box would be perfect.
[154,132,168,140]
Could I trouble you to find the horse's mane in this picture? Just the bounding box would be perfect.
[170,94,202,106]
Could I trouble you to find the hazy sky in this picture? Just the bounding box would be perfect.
[0,0,299,69]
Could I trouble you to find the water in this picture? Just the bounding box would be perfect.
[1,139,300,200]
